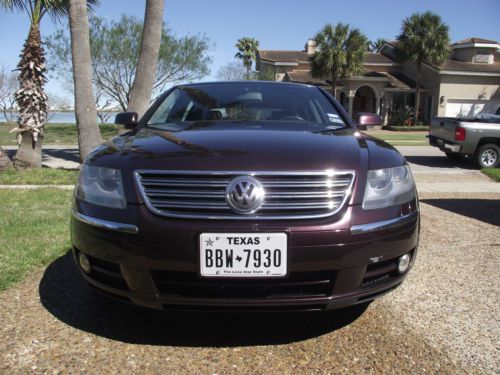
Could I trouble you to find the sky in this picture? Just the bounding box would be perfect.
[1,0,499,100]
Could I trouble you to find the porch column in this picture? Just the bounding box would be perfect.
[348,93,354,117]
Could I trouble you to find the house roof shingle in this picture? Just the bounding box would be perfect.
[259,51,396,65]
[284,70,327,85]
[284,70,418,90]
[453,37,498,46]
[363,53,395,64]
[437,59,500,73]
[258,50,310,63]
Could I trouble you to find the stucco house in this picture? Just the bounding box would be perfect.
[256,37,500,123]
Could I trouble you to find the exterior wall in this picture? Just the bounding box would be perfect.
[453,47,495,63]
[453,48,479,62]
[297,62,311,70]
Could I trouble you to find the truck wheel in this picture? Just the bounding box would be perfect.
[475,143,500,168]
[445,153,465,162]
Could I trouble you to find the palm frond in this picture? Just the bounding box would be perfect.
[0,0,32,19]
[396,11,450,66]
[311,23,367,81]
[42,0,100,23]
[0,0,100,23]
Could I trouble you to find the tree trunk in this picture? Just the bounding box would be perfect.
[13,133,43,169]
[330,73,337,98]
[413,63,421,125]
[0,146,13,172]
[127,0,164,118]
[69,0,102,162]
[13,23,48,169]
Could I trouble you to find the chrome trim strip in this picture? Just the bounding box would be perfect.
[350,210,419,235]
[134,169,356,220]
[72,211,138,234]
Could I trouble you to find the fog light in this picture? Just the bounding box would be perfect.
[398,253,411,274]
[78,252,91,273]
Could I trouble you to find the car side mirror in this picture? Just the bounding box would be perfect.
[355,112,383,130]
[115,112,139,130]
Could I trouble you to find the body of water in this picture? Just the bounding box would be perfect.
[0,112,119,124]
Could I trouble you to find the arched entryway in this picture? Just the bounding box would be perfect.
[353,85,377,115]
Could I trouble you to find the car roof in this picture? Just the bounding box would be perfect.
[178,80,317,89]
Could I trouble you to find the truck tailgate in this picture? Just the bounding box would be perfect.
[430,117,458,142]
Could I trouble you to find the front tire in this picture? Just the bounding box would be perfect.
[475,143,500,168]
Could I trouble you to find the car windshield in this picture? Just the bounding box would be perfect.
[145,82,348,131]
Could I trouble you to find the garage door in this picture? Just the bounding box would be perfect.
[445,100,485,117]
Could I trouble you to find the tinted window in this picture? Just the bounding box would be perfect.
[146,83,347,130]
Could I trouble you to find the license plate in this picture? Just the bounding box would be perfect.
[199,233,287,277]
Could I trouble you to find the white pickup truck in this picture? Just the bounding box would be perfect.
[429,108,500,168]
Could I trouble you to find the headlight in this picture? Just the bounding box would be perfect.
[363,165,415,210]
[75,164,126,209]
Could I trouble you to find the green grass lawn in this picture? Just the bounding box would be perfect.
[481,168,500,182]
[365,130,428,146]
[0,122,122,145]
[0,168,78,185]
[0,188,73,290]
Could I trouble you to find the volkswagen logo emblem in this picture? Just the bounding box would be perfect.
[226,176,265,214]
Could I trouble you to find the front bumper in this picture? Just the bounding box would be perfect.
[70,203,419,311]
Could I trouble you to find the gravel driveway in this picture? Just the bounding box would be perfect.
[1,192,499,374]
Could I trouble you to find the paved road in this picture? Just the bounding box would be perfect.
[1,192,498,374]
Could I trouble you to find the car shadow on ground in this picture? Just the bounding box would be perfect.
[5,148,80,165]
[421,198,500,226]
[42,148,80,163]
[39,252,368,347]
[405,155,475,170]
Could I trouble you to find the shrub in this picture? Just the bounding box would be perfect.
[388,105,414,126]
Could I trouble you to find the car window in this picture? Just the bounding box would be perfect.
[146,83,347,130]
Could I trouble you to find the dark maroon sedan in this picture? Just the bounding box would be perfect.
[71,81,419,311]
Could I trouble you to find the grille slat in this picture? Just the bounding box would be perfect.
[262,202,339,209]
[144,189,225,198]
[151,270,336,299]
[135,170,355,220]
[266,192,345,199]
[142,181,228,188]
[261,181,351,188]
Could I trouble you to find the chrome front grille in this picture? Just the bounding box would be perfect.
[134,170,355,220]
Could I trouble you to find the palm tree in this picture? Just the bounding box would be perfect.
[235,37,259,80]
[397,12,450,124]
[68,0,101,161]
[0,146,13,171]
[370,38,386,52]
[127,0,164,118]
[0,0,98,168]
[311,23,368,97]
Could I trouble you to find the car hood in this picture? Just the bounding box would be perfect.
[119,122,367,171]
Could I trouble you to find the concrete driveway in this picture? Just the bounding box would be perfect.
[0,192,498,374]
[395,146,499,193]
